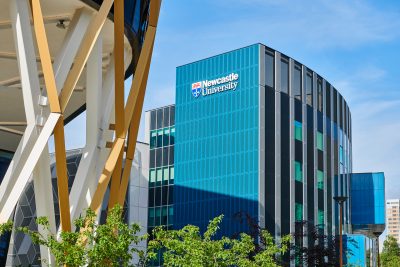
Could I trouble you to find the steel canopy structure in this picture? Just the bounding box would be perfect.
[0,0,160,264]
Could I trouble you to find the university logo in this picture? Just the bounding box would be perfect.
[191,82,202,98]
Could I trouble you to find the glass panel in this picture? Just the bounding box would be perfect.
[148,208,154,227]
[295,203,303,222]
[317,78,323,112]
[170,166,174,181]
[317,170,324,190]
[295,121,302,141]
[306,72,313,106]
[295,161,303,182]
[150,131,157,149]
[161,207,168,225]
[163,107,170,128]
[318,209,324,226]
[156,109,163,129]
[317,132,324,151]
[150,169,156,185]
[280,58,289,94]
[170,127,175,145]
[155,207,161,226]
[157,129,163,148]
[156,168,163,186]
[163,128,170,147]
[168,206,174,225]
[150,110,156,130]
[294,64,302,100]
[265,51,274,89]
[163,167,169,185]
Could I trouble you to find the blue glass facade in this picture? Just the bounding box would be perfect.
[351,172,385,231]
[175,45,260,236]
[344,234,367,266]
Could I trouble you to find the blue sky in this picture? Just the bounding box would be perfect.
[64,0,400,200]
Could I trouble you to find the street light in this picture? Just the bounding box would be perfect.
[334,196,348,267]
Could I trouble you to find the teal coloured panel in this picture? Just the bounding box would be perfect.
[175,44,260,235]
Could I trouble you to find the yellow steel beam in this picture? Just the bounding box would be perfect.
[53,117,72,232]
[31,0,60,113]
[114,0,125,138]
[31,0,72,232]
[108,148,123,210]
[59,0,114,112]
[117,51,152,206]
[89,137,125,213]
[108,0,125,210]
[89,0,161,216]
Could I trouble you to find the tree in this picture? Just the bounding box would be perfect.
[0,205,145,266]
[148,215,290,267]
[290,221,354,267]
[381,235,400,267]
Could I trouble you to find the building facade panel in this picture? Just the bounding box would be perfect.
[175,45,260,236]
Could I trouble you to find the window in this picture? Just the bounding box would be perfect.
[170,166,175,184]
[149,169,156,186]
[150,131,157,149]
[306,72,313,106]
[265,51,274,89]
[317,170,324,190]
[339,146,343,163]
[294,64,302,100]
[148,208,155,227]
[317,132,323,151]
[317,78,323,112]
[168,206,174,225]
[163,128,170,146]
[157,129,163,148]
[318,210,324,226]
[163,167,169,185]
[155,207,161,226]
[295,121,302,141]
[295,161,303,182]
[170,127,175,145]
[280,58,289,94]
[295,203,303,221]
[156,168,163,186]
[161,207,168,225]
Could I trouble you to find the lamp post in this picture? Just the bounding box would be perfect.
[334,196,348,267]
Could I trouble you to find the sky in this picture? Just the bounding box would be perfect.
[64,0,400,201]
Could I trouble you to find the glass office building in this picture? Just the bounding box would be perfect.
[174,43,353,241]
[145,105,175,266]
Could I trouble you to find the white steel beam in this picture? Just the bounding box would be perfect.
[69,37,104,223]
[0,112,60,222]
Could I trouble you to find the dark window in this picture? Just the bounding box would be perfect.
[170,106,175,125]
[317,78,323,112]
[162,186,168,206]
[162,147,169,166]
[150,110,156,130]
[265,87,275,236]
[333,89,338,123]
[307,106,314,225]
[294,64,302,100]
[339,95,343,128]
[149,188,155,207]
[326,83,331,119]
[281,93,290,235]
[169,146,174,165]
[306,72,313,106]
[155,148,162,168]
[280,58,289,94]
[168,186,173,205]
[265,51,274,89]
[156,109,163,129]
[150,149,155,168]
[163,107,170,128]
[155,187,161,206]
